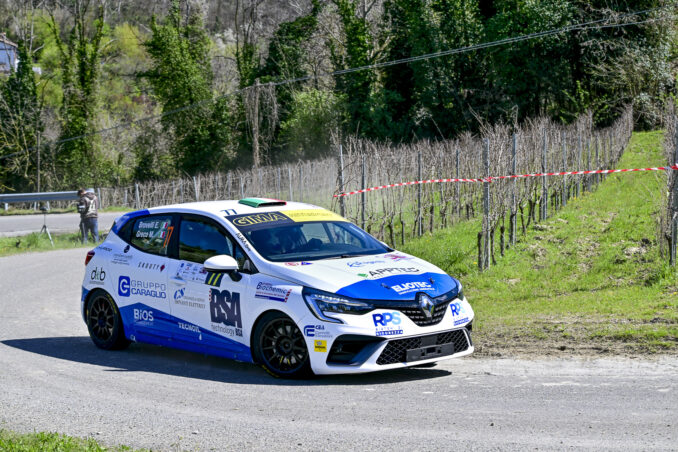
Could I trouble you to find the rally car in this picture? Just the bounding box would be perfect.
[82,198,474,377]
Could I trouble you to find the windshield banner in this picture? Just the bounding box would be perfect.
[226,209,346,232]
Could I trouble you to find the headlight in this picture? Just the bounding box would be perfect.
[302,287,374,324]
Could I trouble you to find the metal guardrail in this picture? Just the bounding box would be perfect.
[0,190,80,203]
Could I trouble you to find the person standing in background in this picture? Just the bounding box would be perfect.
[77,189,99,243]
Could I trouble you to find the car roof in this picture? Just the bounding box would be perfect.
[145,199,327,217]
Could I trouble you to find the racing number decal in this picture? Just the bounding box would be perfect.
[163,226,174,248]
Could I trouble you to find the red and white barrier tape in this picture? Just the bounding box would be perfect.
[334,164,678,198]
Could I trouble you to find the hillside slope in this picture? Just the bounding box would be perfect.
[403,131,678,357]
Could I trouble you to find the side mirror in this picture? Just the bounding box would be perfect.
[204,255,239,273]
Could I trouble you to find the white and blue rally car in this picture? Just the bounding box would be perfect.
[82,198,474,377]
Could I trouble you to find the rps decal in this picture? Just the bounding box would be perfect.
[357,267,421,279]
[450,302,469,326]
[89,267,106,285]
[209,289,243,337]
[372,312,404,337]
[391,281,434,295]
[255,282,292,302]
[118,276,167,299]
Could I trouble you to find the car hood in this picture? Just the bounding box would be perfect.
[267,252,459,301]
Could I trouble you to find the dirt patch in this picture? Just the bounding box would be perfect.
[472,317,678,359]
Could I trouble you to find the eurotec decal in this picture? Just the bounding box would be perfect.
[336,272,457,301]
[372,312,404,337]
[346,260,386,268]
[314,340,327,352]
[303,324,332,339]
[357,267,421,279]
[118,275,167,299]
[255,282,292,302]
[89,267,106,285]
[391,281,434,295]
[226,212,294,232]
[210,288,243,337]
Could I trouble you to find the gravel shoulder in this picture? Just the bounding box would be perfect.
[0,249,676,451]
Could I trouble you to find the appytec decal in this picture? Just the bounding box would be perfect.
[391,281,435,295]
[303,324,333,339]
[255,282,292,302]
[209,289,243,337]
[205,272,225,287]
[357,267,421,279]
[226,212,294,232]
[314,340,327,352]
[118,275,167,299]
[89,267,106,285]
[346,260,386,268]
[372,312,404,337]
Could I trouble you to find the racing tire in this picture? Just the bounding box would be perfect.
[86,290,130,350]
[252,312,312,379]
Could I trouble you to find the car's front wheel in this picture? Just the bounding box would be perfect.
[252,312,312,378]
[86,290,130,350]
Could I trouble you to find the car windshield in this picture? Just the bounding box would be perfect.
[239,221,389,262]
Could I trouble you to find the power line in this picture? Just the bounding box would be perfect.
[1,4,674,161]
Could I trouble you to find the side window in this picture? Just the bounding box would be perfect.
[179,217,234,264]
[130,215,174,256]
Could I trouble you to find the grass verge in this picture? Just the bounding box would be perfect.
[0,232,97,257]
[402,131,678,357]
[0,430,136,451]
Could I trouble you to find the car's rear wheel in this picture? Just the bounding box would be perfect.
[252,312,312,378]
[86,291,130,350]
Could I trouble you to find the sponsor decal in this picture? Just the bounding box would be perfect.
[372,312,404,337]
[96,245,112,252]
[227,212,294,231]
[221,209,237,216]
[283,209,346,223]
[137,262,163,271]
[173,288,185,300]
[255,282,292,302]
[133,308,154,323]
[346,260,386,268]
[384,253,413,261]
[205,272,224,287]
[209,289,243,337]
[235,232,251,251]
[124,245,130,253]
[112,252,133,266]
[284,261,312,266]
[89,267,106,285]
[177,262,208,283]
[303,324,332,339]
[178,322,201,333]
[391,281,434,295]
[357,267,420,279]
[450,302,466,317]
[118,275,167,299]
[454,317,470,326]
[314,340,327,352]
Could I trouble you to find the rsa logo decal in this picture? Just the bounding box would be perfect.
[209,289,242,328]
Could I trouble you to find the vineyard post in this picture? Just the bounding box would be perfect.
[562,131,567,207]
[97,188,103,209]
[361,155,366,230]
[417,151,422,236]
[577,133,582,198]
[134,183,140,209]
[671,120,678,266]
[455,147,460,220]
[288,167,293,201]
[298,166,303,203]
[483,139,490,270]
[541,131,548,221]
[511,133,517,247]
[240,176,244,199]
[227,173,231,199]
[276,168,281,199]
[586,139,591,193]
[339,144,346,217]
[595,136,601,187]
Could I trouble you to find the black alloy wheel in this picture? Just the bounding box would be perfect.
[86,291,130,350]
[253,312,311,378]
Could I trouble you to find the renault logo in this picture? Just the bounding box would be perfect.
[418,293,435,319]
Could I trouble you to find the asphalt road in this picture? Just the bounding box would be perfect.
[0,248,676,451]
[0,212,124,237]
